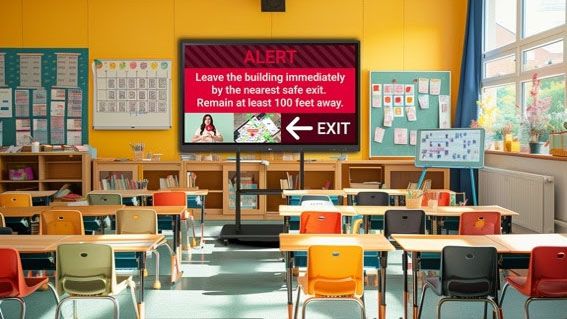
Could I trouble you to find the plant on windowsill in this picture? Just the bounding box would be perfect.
[472,95,501,150]
[523,73,552,154]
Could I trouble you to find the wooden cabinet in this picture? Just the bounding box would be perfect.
[93,160,182,191]
[340,160,449,189]
[0,152,91,196]
[183,161,224,216]
[223,162,266,216]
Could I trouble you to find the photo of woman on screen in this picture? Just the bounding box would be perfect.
[191,114,224,143]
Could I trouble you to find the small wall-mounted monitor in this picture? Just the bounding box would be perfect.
[180,40,360,152]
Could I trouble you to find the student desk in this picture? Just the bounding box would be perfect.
[282,189,346,205]
[391,234,510,319]
[279,233,395,319]
[486,233,567,253]
[0,234,165,319]
[343,188,456,206]
[278,205,356,232]
[88,189,209,247]
[352,205,518,234]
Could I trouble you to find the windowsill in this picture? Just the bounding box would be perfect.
[485,150,567,162]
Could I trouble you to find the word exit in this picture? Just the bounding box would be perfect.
[317,122,350,135]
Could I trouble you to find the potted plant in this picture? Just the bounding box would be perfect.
[473,95,500,150]
[523,73,552,154]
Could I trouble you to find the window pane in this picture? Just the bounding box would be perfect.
[522,74,566,136]
[484,0,517,52]
[480,84,520,139]
[522,40,564,71]
[484,54,516,78]
[524,0,566,37]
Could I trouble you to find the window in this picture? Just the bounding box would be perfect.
[482,0,566,145]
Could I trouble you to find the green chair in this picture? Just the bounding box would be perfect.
[87,193,124,233]
[55,243,138,319]
[116,208,180,289]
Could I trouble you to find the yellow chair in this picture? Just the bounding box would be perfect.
[0,193,32,207]
[40,210,84,235]
[295,245,365,319]
[116,208,180,289]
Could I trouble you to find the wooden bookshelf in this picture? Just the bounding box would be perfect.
[92,160,182,191]
[0,152,91,196]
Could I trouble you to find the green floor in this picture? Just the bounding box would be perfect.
[2,222,566,319]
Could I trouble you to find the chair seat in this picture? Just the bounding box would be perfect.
[426,276,491,298]
[298,275,360,298]
[0,276,48,298]
[508,276,567,298]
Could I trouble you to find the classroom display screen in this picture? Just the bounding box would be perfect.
[415,128,485,168]
[180,40,360,152]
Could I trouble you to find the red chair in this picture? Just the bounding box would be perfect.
[299,211,342,234]
[0,248,59,319]
[153,191,197,251]
[458,211,501,235]
[501,246,567,319]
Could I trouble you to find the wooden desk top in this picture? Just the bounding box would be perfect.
[343,188,456,196]
[89,189,208,197]
[0,206,45,217]
[131,206,186,216]
[279,205,356,217]
[48,205,125,217]
[279,233,395,252]
[486,234,567,253]
[351,205,518,217]
[3,190,58,198]
[282,190,346,197]
[0,234,165,253]
[391,234,510,253]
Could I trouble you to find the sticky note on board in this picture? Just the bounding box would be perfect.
[418,78,429,94]
[394,128,408,145]
[374,127,385,143]
[430,78,441,95]
[410,130,417,145]
[418,94,429,109]
[372,95,382,108]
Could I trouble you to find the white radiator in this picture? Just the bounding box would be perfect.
[479,167,554,233]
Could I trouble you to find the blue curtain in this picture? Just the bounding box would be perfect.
[451,0,484,204]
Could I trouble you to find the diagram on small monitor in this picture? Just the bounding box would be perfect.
[417,129,483,164]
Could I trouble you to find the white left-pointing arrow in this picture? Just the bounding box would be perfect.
[286,116,313,140]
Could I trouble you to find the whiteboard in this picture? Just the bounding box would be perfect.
[92,60,172,130]
[415,128,485,168]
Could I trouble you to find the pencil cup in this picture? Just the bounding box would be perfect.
[133,150,144,161]
[406,197,421,209]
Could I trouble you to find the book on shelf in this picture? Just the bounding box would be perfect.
[159,174,179,189]
[186,172,197,188]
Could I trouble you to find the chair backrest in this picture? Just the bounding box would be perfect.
[56,243,115,296]
[306,245,363,296]
[153,191,187,206]
[0,193,32,207]
[300,195,332,204]
[383,210,425,237]
[0,227,13,235]
[115,209,157,235]
[300,211,342,234]
[422,190,451,207]
[356,191,389,206]
[40,210,84,235]
[525,246,567,297]
[87,193,122,205]
[0,212,4,227]
[0,248,27,298]
[440,246,499,298]
[458,212,501,235]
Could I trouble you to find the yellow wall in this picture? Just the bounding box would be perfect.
[0,0,467,160]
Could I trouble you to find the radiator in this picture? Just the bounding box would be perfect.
[479,167,554,233]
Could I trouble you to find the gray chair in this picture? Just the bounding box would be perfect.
[418,246,502,319]
[356,191,389,233]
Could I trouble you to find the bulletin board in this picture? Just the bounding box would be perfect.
[92,59,172,130]
[369,71,451,157]
[0,48,88,146]
[415,128,485,168]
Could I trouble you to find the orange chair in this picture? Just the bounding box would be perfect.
[40,210,84,235]
[0,193,32,207]
[295,245,365,319]
[299,211,342,234]
[501,246,567,319]
[152,191,197,251]
[421,190,451,207]
[0,248,59,319]
[458,211,501,235]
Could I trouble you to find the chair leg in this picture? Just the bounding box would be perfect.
[437,298,449,319]
[486,297,502,319]
[47,282,61,304]
[355,297,366,319]
[129,280,140,319]
[524,298,533,319]
[0,308,4,319]
[302,297,314,319]
[108,296,120,319]
[13,298,25,319]
[294,286,301,319]
[483,301,488,319]
[55,297,69,319]
[73,299,78,319]
[152,250,162,289]
[500,282,510,306]
[417,283,429,319]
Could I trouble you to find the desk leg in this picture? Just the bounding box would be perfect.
[200,196,206,248]
[364,216,370,234]
[412,252,419,319]
[378,251,388,319]
[347,195,354,205]
[283,216,290,233]
[285,251,293,319]
[137,252,147,319]
[402,251,408,319]
[171,214,182,283]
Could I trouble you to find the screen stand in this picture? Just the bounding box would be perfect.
[469,168,478,206]
[416,168,428,189]
[219,150,308,244]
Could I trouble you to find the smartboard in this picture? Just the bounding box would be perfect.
[92,59,172,130]
[369,71,451,157]
[415,128,485,168]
